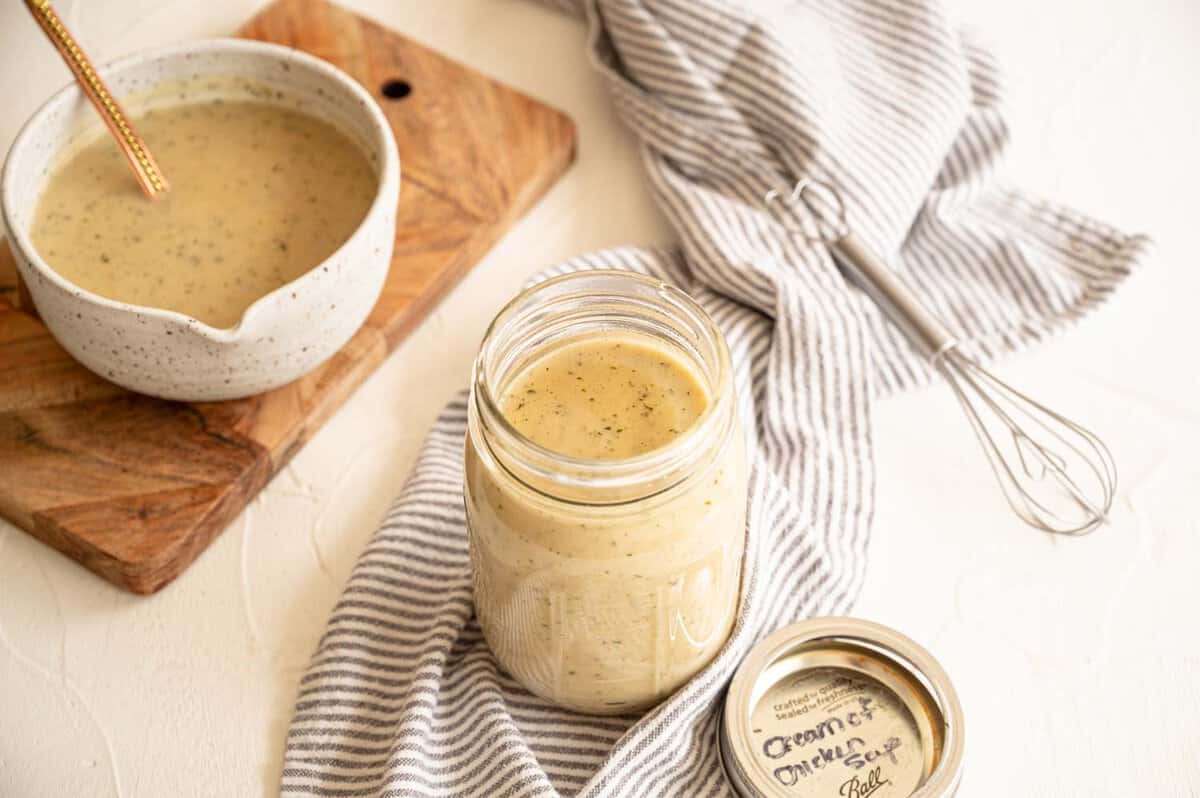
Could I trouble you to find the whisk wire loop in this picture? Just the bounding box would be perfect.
[938,350,1116,535]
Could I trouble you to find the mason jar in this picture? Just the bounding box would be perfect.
[464,270,748,714]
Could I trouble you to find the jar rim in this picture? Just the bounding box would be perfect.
[470,269,736,506]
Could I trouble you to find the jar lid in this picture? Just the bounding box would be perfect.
[719,617,964,798]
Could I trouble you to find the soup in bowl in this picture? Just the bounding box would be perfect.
[1,38,401,401]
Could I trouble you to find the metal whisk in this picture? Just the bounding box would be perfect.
[767,179,1116,535]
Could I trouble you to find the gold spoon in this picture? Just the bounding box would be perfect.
[24,0,170,199]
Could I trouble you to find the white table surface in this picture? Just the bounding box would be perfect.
[1,1,1197,795]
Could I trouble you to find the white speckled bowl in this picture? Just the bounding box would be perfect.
[1,39,400,401]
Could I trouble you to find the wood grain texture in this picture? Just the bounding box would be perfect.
[0,0,575,594]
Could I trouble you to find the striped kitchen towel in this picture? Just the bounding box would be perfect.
[282,0,1149,795]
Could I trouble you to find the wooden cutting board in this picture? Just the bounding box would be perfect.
[0,0,575,594]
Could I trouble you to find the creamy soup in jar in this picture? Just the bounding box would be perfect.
[500,336,709,459]
[466,329,747,714]
[30,100,376,329]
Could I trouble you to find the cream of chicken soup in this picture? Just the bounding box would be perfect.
[466,272,747,714]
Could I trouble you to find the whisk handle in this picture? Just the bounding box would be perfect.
[830,232,957,360]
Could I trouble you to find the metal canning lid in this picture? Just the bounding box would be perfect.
[719,617,964,798]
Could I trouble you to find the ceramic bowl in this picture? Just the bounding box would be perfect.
[1,39,400,401]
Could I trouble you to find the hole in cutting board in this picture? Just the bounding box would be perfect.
[381,79,412,99]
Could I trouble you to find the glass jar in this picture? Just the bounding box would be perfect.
[465,270,748,714]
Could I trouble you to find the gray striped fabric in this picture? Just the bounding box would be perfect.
[282,1,1149,795]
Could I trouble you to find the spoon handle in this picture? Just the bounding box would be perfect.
[25,0,170,199]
